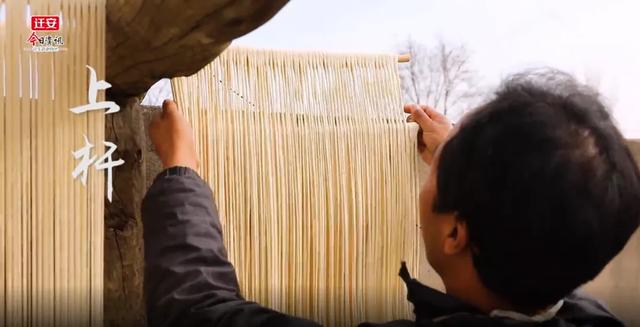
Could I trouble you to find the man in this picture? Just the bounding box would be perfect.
[143,70,640,326]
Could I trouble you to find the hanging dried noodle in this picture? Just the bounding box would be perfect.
[172,47,422,326]
[0,0,105,325]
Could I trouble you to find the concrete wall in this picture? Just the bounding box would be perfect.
[584,139,640,324]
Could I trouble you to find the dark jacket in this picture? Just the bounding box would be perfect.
[141,167,624,327]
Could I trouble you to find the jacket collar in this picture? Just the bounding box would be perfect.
[398,261,480,322]
[398,262,624,327]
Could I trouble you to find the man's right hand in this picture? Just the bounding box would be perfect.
[404,104,452,165]
[149,99,199,171]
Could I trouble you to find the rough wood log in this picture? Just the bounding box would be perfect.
[104,99,165,327]
[106,0,288,98]
[104,97,148,326]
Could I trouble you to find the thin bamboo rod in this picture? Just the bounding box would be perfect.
[397,54,411,63]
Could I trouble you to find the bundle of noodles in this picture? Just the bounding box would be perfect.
[0,0,105,325]
[172,47,421,326]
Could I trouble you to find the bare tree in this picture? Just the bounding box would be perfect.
[398,38,480,118]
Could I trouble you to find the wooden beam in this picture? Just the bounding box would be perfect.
[106,0,289,99]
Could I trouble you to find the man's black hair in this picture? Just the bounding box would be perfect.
[433,69,640,310]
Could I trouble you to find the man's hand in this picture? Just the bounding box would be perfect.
[404,104,452,165]
[149,99,199,171]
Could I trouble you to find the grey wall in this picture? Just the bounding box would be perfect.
[583,140,640,325]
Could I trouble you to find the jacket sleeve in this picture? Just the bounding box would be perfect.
[142,166,321,327]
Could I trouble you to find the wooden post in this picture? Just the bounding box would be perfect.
[104,97,148,326]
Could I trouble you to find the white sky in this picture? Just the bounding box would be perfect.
[146,0,639,138]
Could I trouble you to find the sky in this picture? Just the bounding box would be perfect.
[146,0,639,138]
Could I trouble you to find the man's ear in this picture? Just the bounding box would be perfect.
[443,216,469,255]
